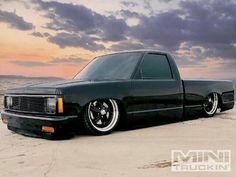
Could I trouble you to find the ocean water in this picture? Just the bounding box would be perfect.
[0,78,59,111]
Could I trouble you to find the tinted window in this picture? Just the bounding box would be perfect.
[139,54,172,79]
[74,52,142,80]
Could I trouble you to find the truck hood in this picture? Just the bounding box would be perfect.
[5,80,92,95]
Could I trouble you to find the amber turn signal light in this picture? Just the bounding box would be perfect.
[58,97,64,113]
[42,126,55,133]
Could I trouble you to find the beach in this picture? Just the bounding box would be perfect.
[0,79,236,177]
[0,105,235,177]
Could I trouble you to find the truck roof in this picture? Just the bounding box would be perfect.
[98,49,171,58]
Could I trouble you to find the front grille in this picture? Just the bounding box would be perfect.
[6,95,54,114]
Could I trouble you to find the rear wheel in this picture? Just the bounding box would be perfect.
[203,93,218,117]
[83,99,120,135]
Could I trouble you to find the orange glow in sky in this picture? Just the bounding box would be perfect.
[0,0,235,80]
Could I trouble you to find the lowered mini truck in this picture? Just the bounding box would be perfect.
[1,50,234,138]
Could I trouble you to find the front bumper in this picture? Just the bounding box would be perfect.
[1,110,78,138]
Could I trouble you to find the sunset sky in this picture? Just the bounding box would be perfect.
[0,0,235,80]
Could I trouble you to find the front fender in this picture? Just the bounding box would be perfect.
[61,81,132,112]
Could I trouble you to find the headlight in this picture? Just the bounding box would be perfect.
[5,96,13,108]
[46,97,57,113]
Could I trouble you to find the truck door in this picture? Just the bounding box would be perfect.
[128,53,183,120]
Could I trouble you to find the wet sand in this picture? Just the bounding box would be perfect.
[0,105,235,177]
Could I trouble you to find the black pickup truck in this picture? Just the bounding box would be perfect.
[1,50,234,137]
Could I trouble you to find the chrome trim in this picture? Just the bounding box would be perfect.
[128,106,183,114]
[1,111,77,121]
[185,105,202,108]
[4,94,58,115]
[4,109,55,115]
[4,94,57,98]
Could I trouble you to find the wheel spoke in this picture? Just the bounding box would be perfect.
[93,115,101,123]
[106,112,110,118]
[97,101,105,109]
[208,101,213,107]
[102,116,109,124]
[90,105,100,112]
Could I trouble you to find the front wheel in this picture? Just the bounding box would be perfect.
[203,93,218,117]
[83,99,120,135]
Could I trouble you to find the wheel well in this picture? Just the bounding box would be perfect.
[115,99,127,118]
[217,93,223,109]
[81,98,127,117]
[207,92,223,109]
[79,98,128,131]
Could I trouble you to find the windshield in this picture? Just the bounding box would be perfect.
[74,52,142,80]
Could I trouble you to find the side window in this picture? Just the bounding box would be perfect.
[139,54,172,79]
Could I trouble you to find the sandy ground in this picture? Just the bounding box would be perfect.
[0,107,236,177]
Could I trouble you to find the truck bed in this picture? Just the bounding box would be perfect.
[182,79,234,115]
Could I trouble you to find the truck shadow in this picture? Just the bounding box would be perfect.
[118,115,199,132]
[73,114,201,138]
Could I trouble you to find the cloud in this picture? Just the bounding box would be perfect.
[102,17,127,41]
[10,60,50,67]
[30,0,236,62]
[130,10,186,50]
[143,0,154,15]
[179,1,236,44]
[32,0,128,43]
[120,1,138,7]
[48,32,105,51]
[158,0,173,3]
[119,10,143,19]
[178,42,236,61]
[1,0,31,9]
[128,0,236,60]
[0,10,34,30]
[31,31,50,38]
[50,57,86,64]
[10,57,86,67]
[110,41,145,51]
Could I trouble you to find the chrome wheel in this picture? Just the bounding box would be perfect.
[87,99,119,133]
[203,93,218,116]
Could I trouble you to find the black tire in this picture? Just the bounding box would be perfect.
[203,93,218,117]
[83,99,120,135]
